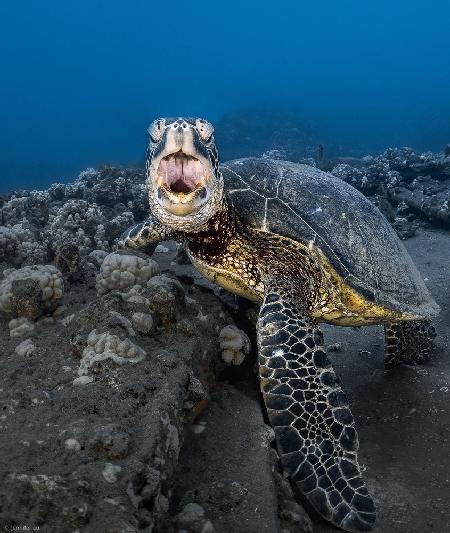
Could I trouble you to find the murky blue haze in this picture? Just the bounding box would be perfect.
[1,0,449,192]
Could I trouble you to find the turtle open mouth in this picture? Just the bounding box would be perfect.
[157,152,206,194]
[154,151,212,216]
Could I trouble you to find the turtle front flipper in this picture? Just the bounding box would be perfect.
[117,214,172,255]
[258,289,376,532]
[384,319,436,369]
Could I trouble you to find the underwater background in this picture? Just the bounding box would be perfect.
[1,3,450,532]
[1,0,450,192]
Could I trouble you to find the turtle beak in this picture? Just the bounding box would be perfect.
[155,151,211,216]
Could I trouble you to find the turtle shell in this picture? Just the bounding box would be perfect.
[221,158,439,318]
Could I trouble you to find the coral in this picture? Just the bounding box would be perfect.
[87,249,109,268]
[96,252,160,294]
[14,338,36,356]
[64,438,81,452]
[48,199,109,262]
[9,317,35,337]
[331,161,401,195]
[145,275,185,324]
[0,265,63,318]
[132,312,154,334]
[329,146,450,236]
[102,463,122,483]
[0,147,448,276]
[174,503,213,533]
[76,328,147,380]
[0,223,48,267]
[219,325,251,365]
[108,211,135,242]
[1,190,50,227]
[0,226,18,262]
[12,223,49,265]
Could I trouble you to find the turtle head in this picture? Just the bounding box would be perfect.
[146,117,223,232]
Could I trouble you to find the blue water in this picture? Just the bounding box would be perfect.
[1,0,450,192]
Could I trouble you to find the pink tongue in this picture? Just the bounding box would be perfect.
[159,155,203,192]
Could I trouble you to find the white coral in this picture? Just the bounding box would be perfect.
[0,265,64,316]
[0,226,18,261]
[76,329,146,379]
[132,312,154,334]
[219,325,251,366]
[14,338,36,356]
[0,223,49,266]
[48,199,109,261]
[9,317,35,337]
[96,252,160,294]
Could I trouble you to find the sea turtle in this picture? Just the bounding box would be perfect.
[119,117,439,532]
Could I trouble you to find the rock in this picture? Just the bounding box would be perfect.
[174,502,214,533]
[327,342,342,353]
[146,275,186,324]
[0,166,241,533]
[329,147,450,237]
[0,264,63,319]
[176,244,191,265]
[102,463,122,483]
[388,178,450,225]
[87,423,130,459]
[14,338,36,356]
[155,244,169,253]
[219,325,251,365]
[64,438,81,452]
[131,312,154,334]
[444,144,450,157]
[279,500,313,533]
[9,317,35,337]
[73,375,94,386]
[393,216,418,240]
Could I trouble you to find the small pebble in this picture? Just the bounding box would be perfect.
[155,244,169,253]
[200,521,215,533]
[14,338,36,356]
[175,502,205,529]
[42,390,54,401]
[192,422,206,435]
[61,314,75,326]
[102,463,122,483]
[53,305,66,317]
[327,343,342,352]
[65,438,81,452]
[73,376,94,386]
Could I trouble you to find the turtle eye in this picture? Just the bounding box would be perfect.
[148,119,166,143]
[195,119,214,142]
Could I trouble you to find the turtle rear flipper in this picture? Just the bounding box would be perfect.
[258,289,376,532]
[384,319,436,369]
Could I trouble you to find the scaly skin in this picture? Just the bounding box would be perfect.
[118,116,437,532]
[119,202,377,531]
[384,319,436,368]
